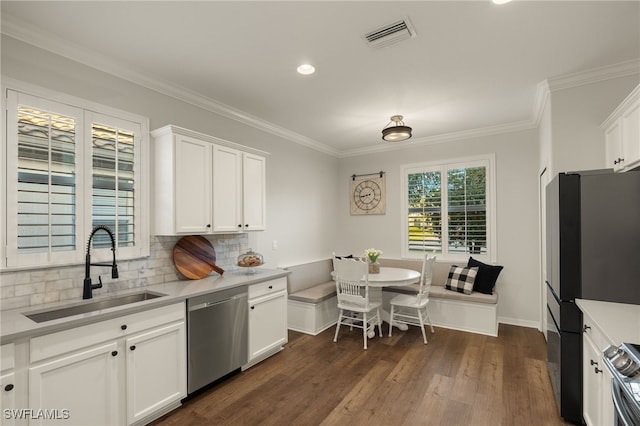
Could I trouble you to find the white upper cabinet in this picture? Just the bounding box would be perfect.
[152,125,267,235]
[603,84,640,172]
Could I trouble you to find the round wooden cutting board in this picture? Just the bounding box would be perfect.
[173,235,224,279]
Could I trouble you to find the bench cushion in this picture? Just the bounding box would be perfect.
[288,281,336,304]
[383,283,498,305]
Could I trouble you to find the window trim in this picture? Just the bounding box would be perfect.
[400,154,497,263]
[2,79,150,270]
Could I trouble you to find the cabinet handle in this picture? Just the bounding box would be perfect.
[583,324,591,333]
[237,224,242,228]
[268,285,273,289]
[590,359,598,366]
[245,224,249,227]
[130,345,136,351]
[206,224,211,228]
[594,367,602,374]
[111,351,118,357]
[4,384,14,392]
[614,157,625,165]
[121,325,127,330]
[250,306,255,310]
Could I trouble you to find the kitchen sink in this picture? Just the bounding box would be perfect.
[24,291,167,323]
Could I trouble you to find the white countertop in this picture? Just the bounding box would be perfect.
[576,298,640,345]
[1,268,289,344]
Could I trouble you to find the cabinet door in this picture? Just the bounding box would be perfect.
[605,120,624,171]
[621,98,640,170]
[175,135,212,233]
[242,153,266,231]
[600,362,615,426]
[29,342,120,426]
[248,291,287,361]
[582,334,602,426]
[1,372,16,426]
[125,321,186,425]
[212,145,243,232]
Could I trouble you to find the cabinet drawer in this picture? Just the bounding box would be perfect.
[31,302,185,363]
[583,312,609,352]
[248,277,287,300]
[1,343,15,372]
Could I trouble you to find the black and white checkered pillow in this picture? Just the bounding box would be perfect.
[445,266,479,295]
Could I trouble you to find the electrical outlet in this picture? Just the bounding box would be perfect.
[272,240,278,250]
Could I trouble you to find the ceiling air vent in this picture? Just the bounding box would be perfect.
[364,17,416,49]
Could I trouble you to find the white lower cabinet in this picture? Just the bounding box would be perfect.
[29,342,120,426]
[27,303,186,426]
[583,333,603,426]
[125,322,186,425]
[582,313,615,426]
[246,278,287,367]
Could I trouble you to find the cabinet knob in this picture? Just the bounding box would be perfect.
[250,306,255,310]
[583,324,591,333]
[121,325,127,330]
[111,351,118,357]
[268,285,273,289]
[4,384,14,392]
[245,224,249,227]
[238,224,242,228]
[206,224,211,228]
[130,345,136,351]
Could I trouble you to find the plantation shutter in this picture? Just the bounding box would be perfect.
[407,170,442,252]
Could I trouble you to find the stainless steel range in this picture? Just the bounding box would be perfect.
[603,343,640,426]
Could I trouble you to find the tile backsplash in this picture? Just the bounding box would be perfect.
[0,234,248,311]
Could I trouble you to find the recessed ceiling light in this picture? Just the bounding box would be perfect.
[297,64,315,75]
[492,0,512,4]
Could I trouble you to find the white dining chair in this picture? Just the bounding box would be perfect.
[332,257,382,350]
[388,252,436,344]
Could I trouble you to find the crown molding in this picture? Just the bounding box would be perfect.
[338,119,537,158]
[546,58,640,92]
[1,15,340,158]
[532,80,551,128]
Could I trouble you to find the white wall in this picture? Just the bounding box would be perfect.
[0,35,339,269]
[336,129,541,327]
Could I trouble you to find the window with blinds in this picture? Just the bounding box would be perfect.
[4,88,148,269]
[92,123,135,249]
[403,156,494,260]
[17,106,77,254]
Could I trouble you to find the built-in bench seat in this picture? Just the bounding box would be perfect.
[379,258,499,336]
[284,259,337,335]
[284,257,499,337]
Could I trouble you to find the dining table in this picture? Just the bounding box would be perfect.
[367,267,421,332]
[331,265,421,333]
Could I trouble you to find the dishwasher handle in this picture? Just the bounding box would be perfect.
[188,293,247,312]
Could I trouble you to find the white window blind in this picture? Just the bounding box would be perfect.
[402,155,495,261]
[91,122,135,249]
[4,87,148,269]
[17,106,77,254]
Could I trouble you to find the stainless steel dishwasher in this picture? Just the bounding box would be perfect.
[187,286,248,394]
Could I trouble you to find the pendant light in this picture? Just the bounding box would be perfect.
[382,115,412,142]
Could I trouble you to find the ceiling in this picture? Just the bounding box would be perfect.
[2,1,640,156]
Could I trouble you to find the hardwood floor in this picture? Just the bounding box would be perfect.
[152,324,572,426]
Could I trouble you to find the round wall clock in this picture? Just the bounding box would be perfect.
[350,175,386,215]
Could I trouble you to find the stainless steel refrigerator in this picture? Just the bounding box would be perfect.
[545,170,640,424]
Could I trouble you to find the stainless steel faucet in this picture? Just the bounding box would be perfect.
[83,225,119,299]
